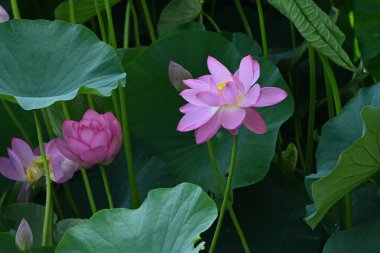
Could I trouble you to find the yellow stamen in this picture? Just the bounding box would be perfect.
[25,156,51,183]
[217,82,227,94]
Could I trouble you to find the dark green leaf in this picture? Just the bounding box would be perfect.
[0,233,20,253]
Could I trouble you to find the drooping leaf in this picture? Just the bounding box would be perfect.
[122,30,293,203]
[157,0,201,36]
[322,222,380,253]
[55,0,120,24]
[354,0,380,81]
[0,20,125,110]
[267,0,356,71]
[55,183,217,253]
[2,203,57,246]
[305,106,380,228]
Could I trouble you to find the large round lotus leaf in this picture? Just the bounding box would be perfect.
[123,30,293,200]
[0,20,125,110]
[55,183,217,253]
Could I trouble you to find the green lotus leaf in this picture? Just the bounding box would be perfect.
[0,19,125,110]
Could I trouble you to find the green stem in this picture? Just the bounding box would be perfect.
[111,90,122,121]
[1,100,33,147]
[52,187,64,219]
[10,0,21,19]
[319,53,352,229]
[305,44,316,175]
[290,21,297,49]
[199,0,203,24]
[119,85,140,208]
[41,108,54,139]
[141,0,156,42]
[33,111,52,246]
[123,1,132,48]
[61,101,71,121]
[202,11,221,33]
[103,0,117,47]
[256,0,268,59]
[100,165,114,208]
[234,0,253,38]
[63,182,80,218]
[86,95,95,109]
[324,67,335,119]
[93,0,108,42]
[209,136,239,253]
[206,141,250,253]
[80,169,97,214]
[68,0,76,23]
[130,1,141,47]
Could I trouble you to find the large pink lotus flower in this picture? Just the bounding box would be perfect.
[35,139,80,184]
[0,5,9,23]
[57,109,122,168]
[176,55,288,144]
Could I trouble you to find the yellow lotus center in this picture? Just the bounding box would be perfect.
[217,82,227,94]
[26,156,52,183]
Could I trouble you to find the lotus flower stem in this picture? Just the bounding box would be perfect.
[1,100,33,147]
[319,53,352,229]
[33,110,52,246]
[81,169,97,214]
[41,108,54,139]
[324,70,335,119]
[93,0,107,42]
[256,0,268,60]
[103,0,117,47]
[123,0,131,48]
[63,183,80,218]
[209,135,238,253]
[112,89,122,121]
[10,0,21,19]
[61,101,97,215]
[234,0,253,39]
[130,1,141,47]
[119,84,140,208]
[206,141,250,253]
[86,95,95,109]
[100,165,114,208]
[51,188,64,219]
[201,11,221,33]
[141,0,156,42]
[305,44,316,175]
[68,0,75,23]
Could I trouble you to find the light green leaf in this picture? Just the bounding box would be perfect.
[55,183,217,253]
[54,218,86,243]
[55,0,120,24]
[354,0,380,81]
[322,222,380,253]
[305,106,380,228]
[267,0,356,71]
[157,0,201,36]
[0,20,125,110]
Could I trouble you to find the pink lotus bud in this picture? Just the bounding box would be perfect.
[57,109,122,168]
[15,218,33,251]
[168,61,192,92]
[0,5,9,23]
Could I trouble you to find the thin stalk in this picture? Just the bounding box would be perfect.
[41,108,54,139]
[206,141,250,253]
[141,0,156,42]
[324,68,335,118]
[61,101,71,121]
[130,1,141,47]
[10,0,21,19]
[48,200,54,246]
[86,95,95,109]
[290,21,297,49]
[63,182,80,218]
[1,100,33,146]
[209,136,239,253]
[123,1,132,48]
[112,90,122,121]
[100,165,114,208]
[33,111,52,246]
[52,188,64,219]
[80,169,97,214]
[93,0,108,42]
[319,53,352,229]
[256,0,268,59]
[234,0,253,38]
[119,84,140,208]
[305,44,316,175]
[202,11,221,33]
[103,0,117,47]
[199,0,203,24]
[68,0,76,23]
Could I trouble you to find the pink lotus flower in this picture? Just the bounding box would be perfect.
[176,55,288,144]
[0,5,9,23]
[15,218,33,252]
[57,109,122,168]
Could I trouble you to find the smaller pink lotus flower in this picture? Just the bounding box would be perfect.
[0,5,9,23]
[57,109,122,168]
[176,55,288,144]
[15,218,33,252]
